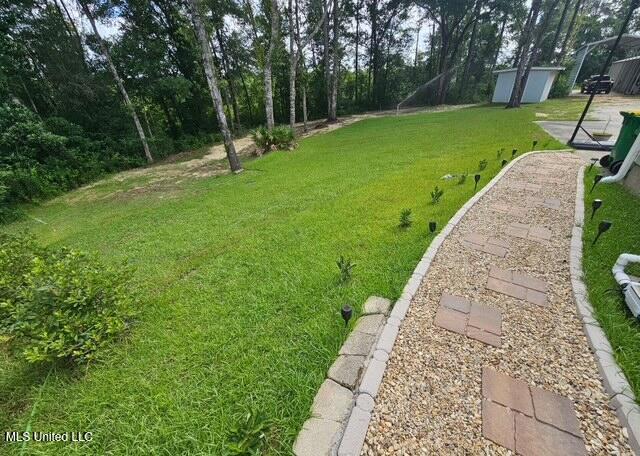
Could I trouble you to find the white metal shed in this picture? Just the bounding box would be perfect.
[492,67,564,104]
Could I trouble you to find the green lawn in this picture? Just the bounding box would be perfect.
[1,104,565,455]
[583,168,640,401]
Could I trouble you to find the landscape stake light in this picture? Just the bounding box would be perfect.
[501,159,508,168]
[512,148,518,158]
[590,174,603,193]
[474,174,481,192]
[592,220,612,246]
[532,140,538,150]
[591,199,603,220]
[588,158,598,172]
[341,305,353,327]
[429,221,437,233]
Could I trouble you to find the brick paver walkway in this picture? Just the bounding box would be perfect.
[362,153,633,455]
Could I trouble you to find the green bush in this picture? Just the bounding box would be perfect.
[549,72,572,99]
[0,234,136,364]
[251,125,296,155]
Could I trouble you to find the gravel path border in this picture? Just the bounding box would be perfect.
[335,149,572,456]
[570,165,640,454]
[345,149,634,455]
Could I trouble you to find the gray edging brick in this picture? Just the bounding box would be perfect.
[376,323,399,354]
[333,150,571,455]
[358,358,387,398]
[293,296,391,456]
[570,164,640,455]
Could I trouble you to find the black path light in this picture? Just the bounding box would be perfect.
[590,174,603,193]
[591,199,603,220]
[532,140,538,150]
[341,305,353,327]
[512,148,518,158]
[501,159,508,168]
[474,174,481,192]
[588,158,598,172]
[592,220,612,246]
[429,221,437,234]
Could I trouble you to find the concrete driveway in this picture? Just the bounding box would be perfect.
[536,93,639,149]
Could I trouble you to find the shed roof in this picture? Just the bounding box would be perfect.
[574,34,640,54]
[493,67,565,74]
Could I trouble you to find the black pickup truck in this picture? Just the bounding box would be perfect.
[580,75,614,94]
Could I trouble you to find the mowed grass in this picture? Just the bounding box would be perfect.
[1,104,564,455]
[583,167,640,401]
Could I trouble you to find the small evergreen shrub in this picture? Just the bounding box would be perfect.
[336,255,356,284]
[430,186,444,204]
[398,208,412,228]
[252,126,296,155]
[0,234,136,364]
[549,71,572,99]
[478,159,488,171]
[457,172,468,185]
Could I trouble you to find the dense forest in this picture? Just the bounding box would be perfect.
[0,0,637,218]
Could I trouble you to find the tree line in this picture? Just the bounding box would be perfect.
[0,0,634,193]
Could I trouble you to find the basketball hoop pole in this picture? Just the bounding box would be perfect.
[568,0,639,145]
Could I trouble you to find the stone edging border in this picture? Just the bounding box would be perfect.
[334,148,574,456]
[570,164,640,455]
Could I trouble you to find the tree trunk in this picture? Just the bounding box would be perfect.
[513,6,533,68]
[302,83,308,132]
[143,109,154,138]
[215,28,241,131]
[187,0,242,173]
[506,0,542,108]
[489,16,507,73]
[328,0,340,121]
[354,0,361,104]
[369,0,378,106]
[558,0,582,61]
[517,0,561,101]
[547,0,572,62]
[264,0,279,130]
[414,24,420,67]
[322,0,331,115]
[288,0,298,130]
[486,15,507,93]
[78,0,153,163]
[458,0,483,99]
[237,67,254,123]
[435,21,450,105]
[57,0,87,67]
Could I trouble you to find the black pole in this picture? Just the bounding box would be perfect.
[568,0,639,145]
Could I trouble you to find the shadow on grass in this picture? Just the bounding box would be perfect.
[0,346,85,431]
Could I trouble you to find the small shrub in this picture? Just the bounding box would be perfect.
[226,407,271,455]
[336,255,356,284]
[271,126,296,149]
[496,148,504,160]
[478,159,488,171]
[251,125,296,155]
[398,208,412,228]
[430,186,444,204]
[0,234,136,364]
[457,172,468,185]
[549,71,572,98]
